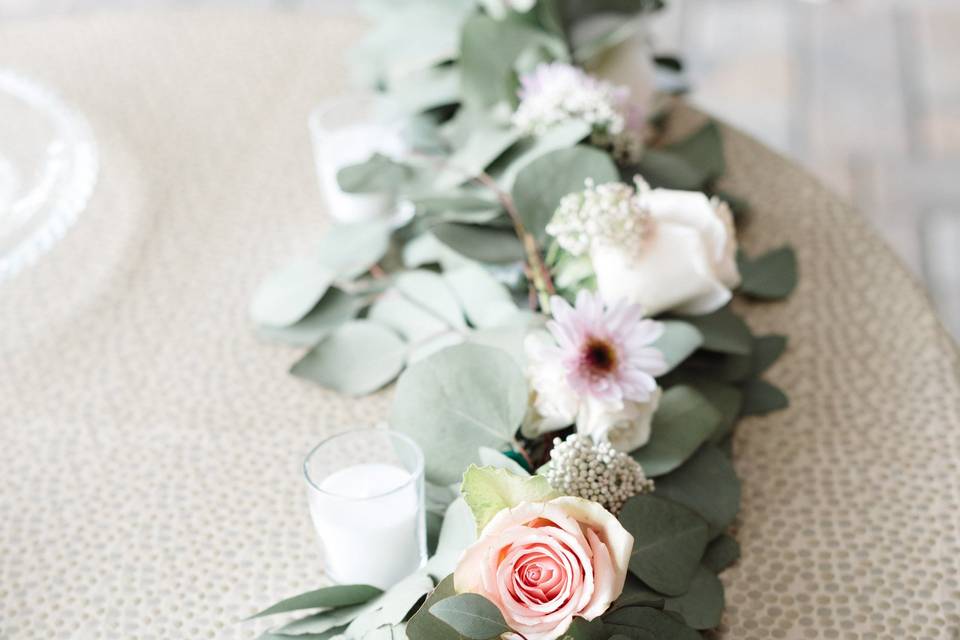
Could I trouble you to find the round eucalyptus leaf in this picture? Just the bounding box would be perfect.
[290,321,406,396]
[603,605,701,640]
[250,256,336,328]
[619,494,710,596]
[429,593,510,639]
[652,321,704,374]
[391,344,528,485]
[654,445,741,537]
[256,288,364,347]
[395,270,467,330]
[664,566,725,630]
[632,385,721,476]
[317,220,391,280]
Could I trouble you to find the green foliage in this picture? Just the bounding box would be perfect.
[429,593,511,639]
[602,605,701,640]
[738,246,798,300]
[247,584,382,619]
[460,15,566,109]
[511,145,619,242]
[431,223,526,264]
[406,576,466,640]
[663,566,724,629]
[740,379,789,416]
[632,386,721,476]
[337,154,413,194]
[391,344,528,484]
[619,495,710,596]
[682,306,753,355]
[290,321,406,396]
[654,446,741,537]
[701,533,740,573]
[651,321,704,374]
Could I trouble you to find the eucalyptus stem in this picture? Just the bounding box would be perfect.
[410,151,557,313]
[472,171,555,314]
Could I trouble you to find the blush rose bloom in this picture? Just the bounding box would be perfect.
[453,497,633,640]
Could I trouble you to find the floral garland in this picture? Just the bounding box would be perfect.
[247,0,797,638]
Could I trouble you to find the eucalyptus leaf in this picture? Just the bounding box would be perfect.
[337,154,412,194]
[654,446,741,537]
[511,145,619,242]
[291,321,406,396]
[443,264,518,328]
[391,65,461,113]
[250,257,337,328]
[345,572,435,638]
[619,494,710,596]
[701,533,740,573]
[391,344,528,484]
[752,334,788,375]
[682,306,753,355]
[368,291,451,343]
[317,220,392,280]
[634,149,706,192]
[405,576,465,640]
[248,584,382,619]
[429,593,511,639]
[561,617,608,640]
[460,15,565,109]
[663,120,725,185]
[434,119,521,190]
[737,246,798,300]
[276,603,371,635]
[461,465,559,533]
[632,386,721,476]
[491,120,593,190]
[663,566,724,630]
[478,447,531,476]
[740,379,789,416]
[395,270,467,330]
[432,223,526,264]
[602,605,701,640]
[425,498,478,578]
[651,321,704,374]
[609,574,666,611]
[257,288,365,347]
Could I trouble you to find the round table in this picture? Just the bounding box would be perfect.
[1,9,958,640]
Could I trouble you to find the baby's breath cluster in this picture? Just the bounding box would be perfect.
[546,177,651,258]
[513,62,626,137]
[542,434,653,514]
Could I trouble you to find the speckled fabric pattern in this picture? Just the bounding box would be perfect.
[1,10,958,640]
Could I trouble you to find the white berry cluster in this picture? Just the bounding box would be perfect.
[546,177,651,258]
[542,433,654,514]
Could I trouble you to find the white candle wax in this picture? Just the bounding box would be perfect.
[314,124,398,224]
[308,462,425,589]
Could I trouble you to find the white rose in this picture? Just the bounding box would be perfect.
[522,332,659,452]
[591,189,740,316]
[577,389,661,452]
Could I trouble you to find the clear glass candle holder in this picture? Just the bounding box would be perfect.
[308,94,404,224]
[304,428,426,589]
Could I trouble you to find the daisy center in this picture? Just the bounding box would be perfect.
[583,337,617,375]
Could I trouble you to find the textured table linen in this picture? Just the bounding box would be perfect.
[1,9,959,640]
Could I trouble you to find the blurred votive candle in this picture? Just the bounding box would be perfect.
[304,429,426,589]
[308,94,404,224]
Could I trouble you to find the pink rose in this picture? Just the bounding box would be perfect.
[453,496,633,640]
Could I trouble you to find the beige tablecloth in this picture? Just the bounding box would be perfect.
[1,9,958,640]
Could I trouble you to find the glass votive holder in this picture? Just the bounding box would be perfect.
[304,428,426,589]
[308,94,404,224]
